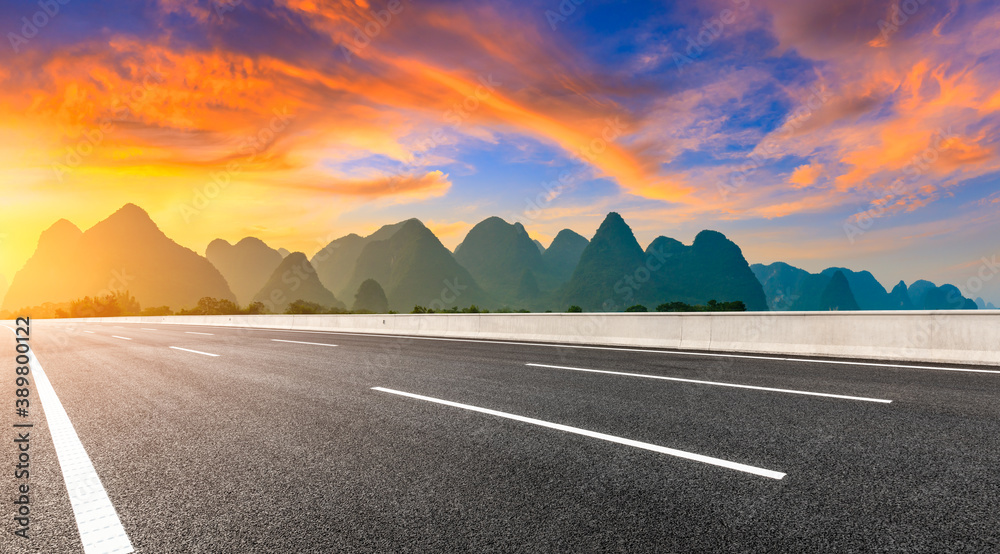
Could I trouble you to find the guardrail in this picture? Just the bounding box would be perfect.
[37,310,1000,366]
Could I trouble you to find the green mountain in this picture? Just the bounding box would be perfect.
[562,212,647,311]
[907,280,937,309]
[645,230,768,311]
[818,267,893,309]
[542,229,589,284]
[342,219,492,312]
[533,239,545,254]
[922,283,978,310]
[454,217,548,304]
[253,252,343,313]
[751,261,814,310]
[352,278,389,313]
[887,280,914,310]
[311,220,412,298]
[753,264,978,311]
[206,237,283,306]
[3,204,234,311]
[819,270,860,311]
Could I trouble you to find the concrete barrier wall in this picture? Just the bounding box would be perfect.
[44,310,1000,366]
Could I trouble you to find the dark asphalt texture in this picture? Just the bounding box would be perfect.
[3,319,1000,553]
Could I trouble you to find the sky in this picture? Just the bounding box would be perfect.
[1,0,999,304]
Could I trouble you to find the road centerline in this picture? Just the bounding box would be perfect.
[372,386,786,480]
[111,336,132,341]
[169,346,219,357]
[526,363,893,404]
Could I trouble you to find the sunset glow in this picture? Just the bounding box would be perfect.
[1,0,998,302]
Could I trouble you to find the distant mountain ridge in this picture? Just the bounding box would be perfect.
[7,203,990,314]
[454,217,552,305]
[341,219,493,312]
[3,204,234,311]
[206,237,283,305]
[253,252,344,312]
[561,213,766,311]
[311,220,413,299]
[752,263,978,311]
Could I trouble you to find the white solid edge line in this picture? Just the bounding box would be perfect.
[371,386,786,480]
[6,331,135,554]
[82,331,95,334]
[271,339,338,347]
[110,336,132,341]
[169,346,219,357]
[526,363,892,404]
[140,328,157,331]
[183,331,214,335]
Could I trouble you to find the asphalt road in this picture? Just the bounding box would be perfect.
[3,319,1000,553]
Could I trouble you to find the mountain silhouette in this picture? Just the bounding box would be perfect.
[3,204,234,311]
[454,217,548,303]
[542,229,589,284]
[562,212,647,311]
[818,267,893,309]
[646,230,768,311]
[819,270,860,310]
[311,220,412,298]
[922,283,978,310]
[252,252,344,313]
[888,280,914,309]
[533,239,545,254]
[341,219,492,312]
[751,261,814,310]
[753,264,978,311]
[907,280,937,309]
[206,237,283,306]
[352,278,389,313]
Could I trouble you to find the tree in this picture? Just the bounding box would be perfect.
[352,279,389,313]
[180,297,241,315]
[567,305,583,313]
[625,304,648,312]
[285,300,326,314]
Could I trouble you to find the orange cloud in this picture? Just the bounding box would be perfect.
[789,163,823,188]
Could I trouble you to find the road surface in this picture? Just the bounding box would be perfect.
[3,319,999,552]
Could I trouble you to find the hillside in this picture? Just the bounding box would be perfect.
[311,220,413,297]
[454,217,548,304]
[342,219,493,312]
[252,252,344,313]
[3,204,234,311]
[206,237,283,305]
